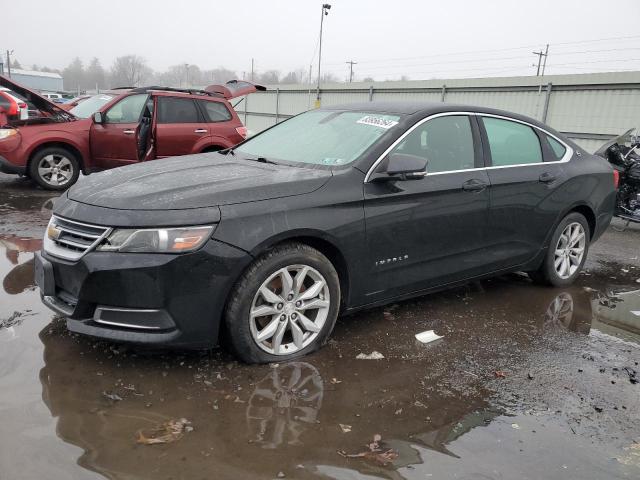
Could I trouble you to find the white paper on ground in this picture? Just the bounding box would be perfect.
[414,330,443,344]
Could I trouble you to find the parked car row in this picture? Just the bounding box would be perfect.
[0,75,265,189]
[0,87,29,121]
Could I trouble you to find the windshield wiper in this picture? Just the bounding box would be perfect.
[248,156,278,165]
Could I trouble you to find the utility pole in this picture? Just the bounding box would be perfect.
[184,63,189,87]
[346,60,357,83]
[250,58,254,82]
[532,44,549,76]
[541,44,549,76]
[316,4,331,106]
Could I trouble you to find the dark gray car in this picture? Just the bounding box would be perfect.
[35,102,616,362]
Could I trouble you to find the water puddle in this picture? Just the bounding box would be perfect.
[0,176,638,479]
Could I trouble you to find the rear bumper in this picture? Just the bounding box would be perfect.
[37,239,253,349]
[0,154,25,175]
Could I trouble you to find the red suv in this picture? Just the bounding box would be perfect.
[0,76,264,190]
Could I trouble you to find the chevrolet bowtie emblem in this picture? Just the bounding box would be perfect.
[47,224,62,240]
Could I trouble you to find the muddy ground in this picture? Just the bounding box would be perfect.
[0,172,639,480]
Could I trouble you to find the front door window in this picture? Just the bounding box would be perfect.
[391,115,476,173]
[105,94,149,124]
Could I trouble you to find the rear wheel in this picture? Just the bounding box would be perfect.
[529,212,590,286]
[29,147,80,190]
[224,243,340,363]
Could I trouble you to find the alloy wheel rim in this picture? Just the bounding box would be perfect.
[554,222,586,279]
[544,292,574,328]
[249,264,330,355]
[38,154,73,186]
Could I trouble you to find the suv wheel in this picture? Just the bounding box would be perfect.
[29,147,80,190]
[225,243,340,363]
[529,212,590,286]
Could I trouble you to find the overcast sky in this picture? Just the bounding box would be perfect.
[3,0,640,81]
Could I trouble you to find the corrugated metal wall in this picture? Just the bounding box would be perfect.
[235,71,640,153]
[9,72,64,92]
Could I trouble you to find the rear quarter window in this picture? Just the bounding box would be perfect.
[544,135,567,161]
[200,100,232,122]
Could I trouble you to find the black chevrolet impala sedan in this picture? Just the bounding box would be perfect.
[35,102,616,362]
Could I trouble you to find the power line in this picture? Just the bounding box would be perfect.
[324,34,640,67]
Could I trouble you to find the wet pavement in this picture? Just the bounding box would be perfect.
[1,172,639,480]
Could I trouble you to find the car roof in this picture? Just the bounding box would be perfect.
[150,90,225,100]
[323,101,554,131]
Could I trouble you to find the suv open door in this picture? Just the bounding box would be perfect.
[204,80,266,99]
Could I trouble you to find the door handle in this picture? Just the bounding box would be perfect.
[194,129,208,133]
[539,171,557,183]
[122,129,135,135]
[462,179,488,192]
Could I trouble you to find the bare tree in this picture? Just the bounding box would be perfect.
[154,64,186,87]
[202,67,237,85]
[109,55,151,87]
[281,68,308,84]
[256,70,280,85]
[321,72,339,83]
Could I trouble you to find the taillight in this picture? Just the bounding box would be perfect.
[613,169,620,189]
[235,126,247,138]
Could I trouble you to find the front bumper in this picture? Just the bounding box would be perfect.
[0,154,25,175]
[36,239,253,348]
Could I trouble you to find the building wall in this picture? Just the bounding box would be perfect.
[8,70,64,92]
[234,71,640,153]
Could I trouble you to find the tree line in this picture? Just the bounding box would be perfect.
[23,56,345,92]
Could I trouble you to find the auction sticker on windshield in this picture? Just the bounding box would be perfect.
[357,115,399,129]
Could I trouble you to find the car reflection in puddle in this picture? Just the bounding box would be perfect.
[31,273,640,480]
[0,234,43,295]
[247,362,324,449]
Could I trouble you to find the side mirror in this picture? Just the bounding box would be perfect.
[376,153,427,181]
[93,112,104,124]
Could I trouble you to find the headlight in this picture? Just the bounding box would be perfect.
[0,129,18,140]
[96,225,215,253]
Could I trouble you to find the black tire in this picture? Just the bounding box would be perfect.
[29,147,80,191]
[224,243,340,364]
[529,212,590,287]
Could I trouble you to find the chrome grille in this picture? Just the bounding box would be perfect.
[44,215,111,261]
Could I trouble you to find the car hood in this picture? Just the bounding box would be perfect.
[0,75,76,125]
[67,153,332,211]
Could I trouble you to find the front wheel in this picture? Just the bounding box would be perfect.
[224,243,340,364]
[29,147,80,190]
[529,212,590,286]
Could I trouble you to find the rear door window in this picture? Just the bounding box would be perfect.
[199,100,232,122]
[482,117,542,166]
[157,97,201,123]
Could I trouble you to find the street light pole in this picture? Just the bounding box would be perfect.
[316,4,331,106]
[6,50,14,78]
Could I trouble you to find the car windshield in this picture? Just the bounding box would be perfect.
[235,110,402,166]
[70,94,116,118]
